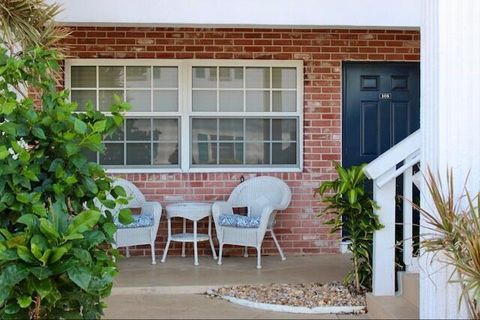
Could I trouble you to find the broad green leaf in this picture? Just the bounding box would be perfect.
[0,264,29,288]
[39,218,60,240]
[67,266,92,291]
[32,127,46,139]
[93,120,107,132]
[73,118,87,134]
[49,245,69,264]
[65,210,101,236]
[31,234,48,260]
[16,193,30,204]
[118,208,133,225]
[0,145,9,160]
[31,278,53,299]
[29,267,53,280]
[17,246,36,263]
[17,214,37,229]
[17,296,32,308]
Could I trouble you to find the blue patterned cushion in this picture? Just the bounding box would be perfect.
[114,214,154,229]
[219,214,261,228]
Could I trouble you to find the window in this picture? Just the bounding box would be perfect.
[66,60,303,172]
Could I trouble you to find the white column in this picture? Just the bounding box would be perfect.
[421,0,480,318]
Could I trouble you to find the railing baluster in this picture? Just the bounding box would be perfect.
[372,167,397,296]
[403,167,414,272]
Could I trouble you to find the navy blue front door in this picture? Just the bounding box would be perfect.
[342,62,420,168]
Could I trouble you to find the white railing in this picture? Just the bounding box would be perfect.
[364,130,421,296]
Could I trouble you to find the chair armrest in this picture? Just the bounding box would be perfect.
[141,201,162,229]
[257,205,275,238]
[212,201,233,217]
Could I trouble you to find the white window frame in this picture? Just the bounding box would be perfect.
[65,59,304,174]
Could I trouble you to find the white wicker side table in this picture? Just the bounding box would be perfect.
[161,202,217,266]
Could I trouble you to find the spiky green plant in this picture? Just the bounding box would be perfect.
[418,168,480,319]
[316,163,383,293]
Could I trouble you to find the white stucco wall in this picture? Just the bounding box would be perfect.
[50,0,420,29]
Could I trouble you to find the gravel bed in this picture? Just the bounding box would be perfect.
[207,282,366,314]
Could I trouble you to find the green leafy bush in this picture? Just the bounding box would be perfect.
[316,163,383,292]
[0,47,132,319]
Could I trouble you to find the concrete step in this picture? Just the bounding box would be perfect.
[366,293,418,319]
[399,272,419,309]
[366,271,419,319]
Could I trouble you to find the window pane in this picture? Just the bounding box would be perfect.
[153,143,179,165]
[104,125,124,141]
[219,118,243,141]
[246,143,270,164]
[246,67,270,88]
[193,67,217,88]
[246,119,270,141]
[99,90,123,111]
[246,91,270,112]
[71,66,96,88]
[272,91,296,112]
[153,67,178,88]
[71,90,96,111]
[272,67,296,89]
[272,119,297,141]
[219,90,243,112]
[153,90,178,112]
[126,90,150,112]
[153,119,178,141]
[126,143,151,165]
[192,90,217,112]
[192,118,217,141]
[126,119,151,141]
[192,142,217,164]
[99,66,124,88]
[219,67,243,88]
[126,66,151,88]
[83,148,97,163]
[100,143,124,165]
[272,142,296,164]
[219,143,243,164]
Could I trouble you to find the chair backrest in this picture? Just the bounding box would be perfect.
[228,176,291,217]
[112,178,146,208]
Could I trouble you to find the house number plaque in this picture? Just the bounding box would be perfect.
[379,92,392,100]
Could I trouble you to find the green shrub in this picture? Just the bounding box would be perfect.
[316,163,383,292]
[0,47,132,319]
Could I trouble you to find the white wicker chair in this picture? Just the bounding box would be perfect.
[212,176,291,269]
[110,179,162,264]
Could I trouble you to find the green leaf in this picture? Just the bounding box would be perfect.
[49,245,70,264]
[16,193,30,204]
[17,214,38,229]
[67,266,92,291]
[0,145,9,160]
[32,126,46,139]
[0,264,29,288]
[118,208,133,225]
[73,118,87,134]
[31,234,48,260]
[17,296,32,308]
[17,246,36,263]
[32,278,53,299]
[93,120,107,132]
[65,210,101,236]
[39,218,60,240]
[28,266,53,280]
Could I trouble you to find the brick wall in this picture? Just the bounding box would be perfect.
[62,27,420,257]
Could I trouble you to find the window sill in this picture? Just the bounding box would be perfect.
[106,167,302,174]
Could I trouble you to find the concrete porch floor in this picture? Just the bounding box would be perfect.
[104,254,368,319]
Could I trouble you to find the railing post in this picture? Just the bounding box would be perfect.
[403,166,414,272]
[372,167,396,296]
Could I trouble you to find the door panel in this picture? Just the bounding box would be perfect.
[343,62,420,168]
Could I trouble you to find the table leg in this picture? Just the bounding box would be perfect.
[181,218,186,257]
[208,215,217,260]
[161,218,172,263]
[193,220,199,266]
